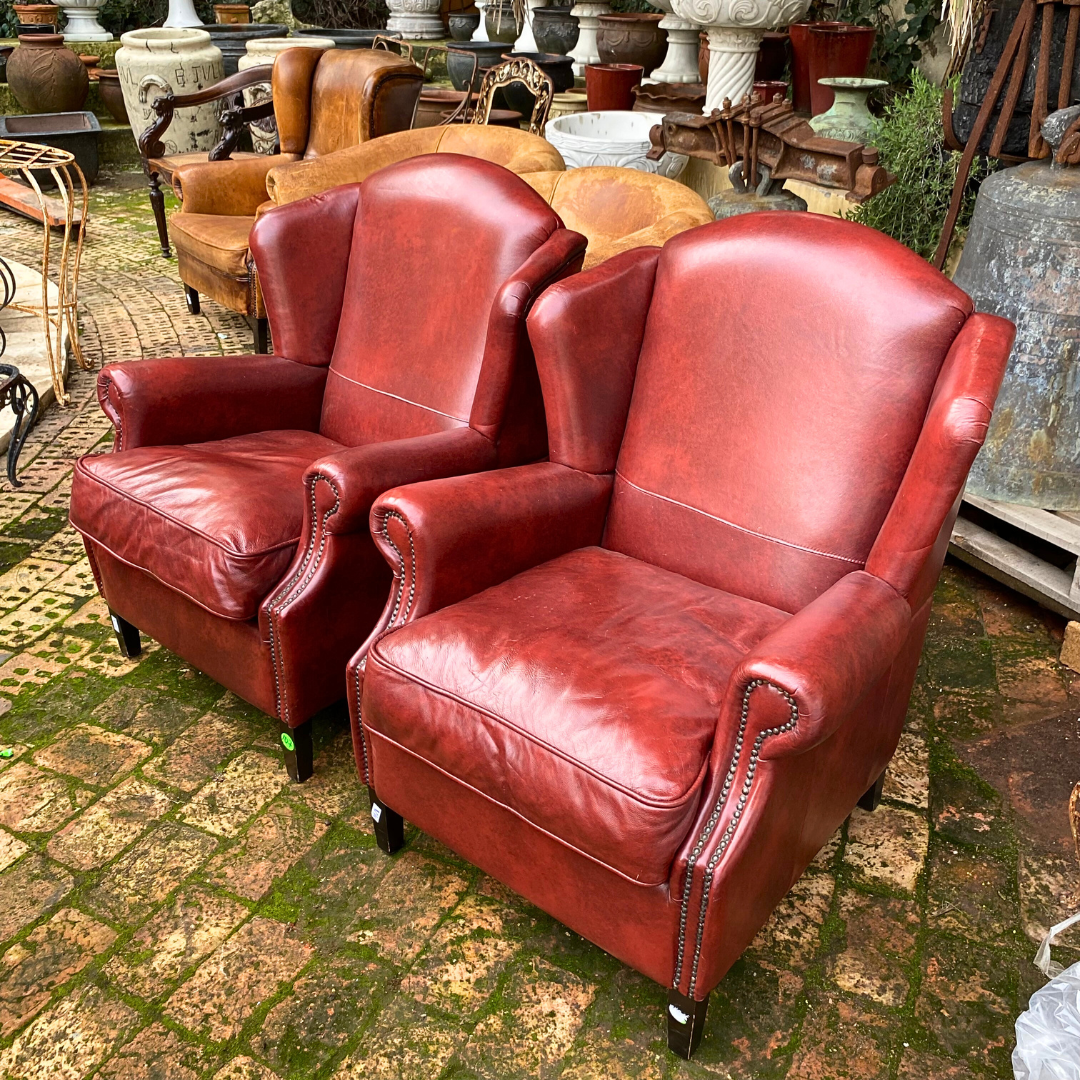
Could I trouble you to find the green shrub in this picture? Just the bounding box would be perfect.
[848,70,987,261]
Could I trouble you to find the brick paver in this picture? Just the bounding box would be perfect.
[0,166,1074,1079]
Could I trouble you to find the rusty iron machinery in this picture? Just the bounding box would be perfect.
[646,94,894,203]
[955,106,1080,509]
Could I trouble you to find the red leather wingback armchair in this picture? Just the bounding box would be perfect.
[68,154,586,781]
[350,214,1014,1057]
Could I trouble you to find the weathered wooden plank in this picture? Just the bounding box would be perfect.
[0,176,82,229]
[964,493,1080,555]
[950,514,1080,621]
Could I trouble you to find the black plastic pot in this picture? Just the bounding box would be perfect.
[445,40,507,91]
[499,51,572,116]
[0,110,100,184]
[531,6,578,57]
[206,22,287,76]
[295,27,402,49]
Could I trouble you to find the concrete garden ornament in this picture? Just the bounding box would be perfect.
[546,110,688,177]
[672,0,810,111]
[60,0,111,41]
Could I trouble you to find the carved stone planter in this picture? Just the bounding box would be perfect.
[60,0,111,41]
[568,0,610,75]
[386,0,444,40]
[546,109,687,177]
[115,28,224,152]
[671,0,810,111]
[646,0,699,84]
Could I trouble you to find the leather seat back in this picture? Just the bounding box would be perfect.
[319,153,563,447]
[303,49,423,159]
[602,213,973,614]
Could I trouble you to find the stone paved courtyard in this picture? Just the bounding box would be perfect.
[0,167,1075,1080]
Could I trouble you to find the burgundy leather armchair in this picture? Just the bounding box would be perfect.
[69,154,586,781]
[350,214,1014,1057]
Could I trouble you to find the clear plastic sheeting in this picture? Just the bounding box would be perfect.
[1014,911,1080,1080]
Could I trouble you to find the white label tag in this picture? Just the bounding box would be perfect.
[668,1004,689,1025]
[110,616,120,632]
[371,803,383,823]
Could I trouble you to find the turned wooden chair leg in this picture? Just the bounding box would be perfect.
[147,170,170,258]
[858,769,886,812]
[368,786,405,854]
[184,285,200,315]
[667,987,709,1059]
[109,608,141,659]
[280,720,313,782]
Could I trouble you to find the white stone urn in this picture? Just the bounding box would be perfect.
[238,36,334,153]
[569,0,610,75]
[116,28,225,153]
[546,110,688,177]
[513,0,546,52]
[671,0,809,110]
[471,0,491,40]
[164,0,204,27]
[645,0,700,84]
[60,0,111,41]
[386,0,444,40]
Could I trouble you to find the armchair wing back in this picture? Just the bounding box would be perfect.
[351,212,1015,1059]
[69,154,586,784]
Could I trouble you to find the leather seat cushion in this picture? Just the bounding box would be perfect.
[71,430,343,621]
[169,214,256,277]
[364,546,789,883]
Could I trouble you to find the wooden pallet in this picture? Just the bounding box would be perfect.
[0,176,83,229]
[950,493,1080,620]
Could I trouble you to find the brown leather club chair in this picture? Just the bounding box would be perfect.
[165,48,423,352]
[521,167,714,268]
[68,154,586,782]
[349,214,1015,1057]
[264,124,565,206]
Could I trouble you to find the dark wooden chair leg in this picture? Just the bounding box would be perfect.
[109,608,141,659]
[147,170,170,258]
[252,316,270,354]
[280,720,313,782]
[368,786,405,855]
[184,285,200,315]
[667,987,709,1059]
[858,769,886,812]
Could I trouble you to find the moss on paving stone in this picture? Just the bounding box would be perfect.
[0,175,1076,1079]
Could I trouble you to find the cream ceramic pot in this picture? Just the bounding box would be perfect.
[116,28,224,152]
[238,36,335,153]
[546,109,688,178]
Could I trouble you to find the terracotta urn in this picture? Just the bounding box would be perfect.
[13,4,58,24]
[214,3,251,22]
[93,68,129,122]
[584,61,641,110]
[115,28,224,152]
[596,12,666,76]
[7,33,89,113]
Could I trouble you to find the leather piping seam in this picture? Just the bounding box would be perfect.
[326,368,469,424]
[353,660,370,784]
[265,472,341,723]
[614,471,865,566]
[366,648,712,814]
[67,524,266,623]
[365,725,670,888]
[672,678,798,997]
[73,461,305,559]
[379,509,416,629]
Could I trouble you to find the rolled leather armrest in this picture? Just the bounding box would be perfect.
[587,209,715,266]
[305,427,498,537]
[172,154,300,216]
[98,355,327,451]
[369,461,614,630]
[727,570,912,762]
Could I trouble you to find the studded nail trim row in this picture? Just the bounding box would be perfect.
[672,678,799,997]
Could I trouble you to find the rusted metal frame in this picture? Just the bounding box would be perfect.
[1026,0,1055,157]
[932,0,1036,269]
[1060,4,1080,107]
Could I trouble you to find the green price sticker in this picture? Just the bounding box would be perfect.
[280,732,296,753]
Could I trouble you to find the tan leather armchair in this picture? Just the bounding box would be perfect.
[520,167,714,268]
[168,48,423,351]
[265,124,566,206]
